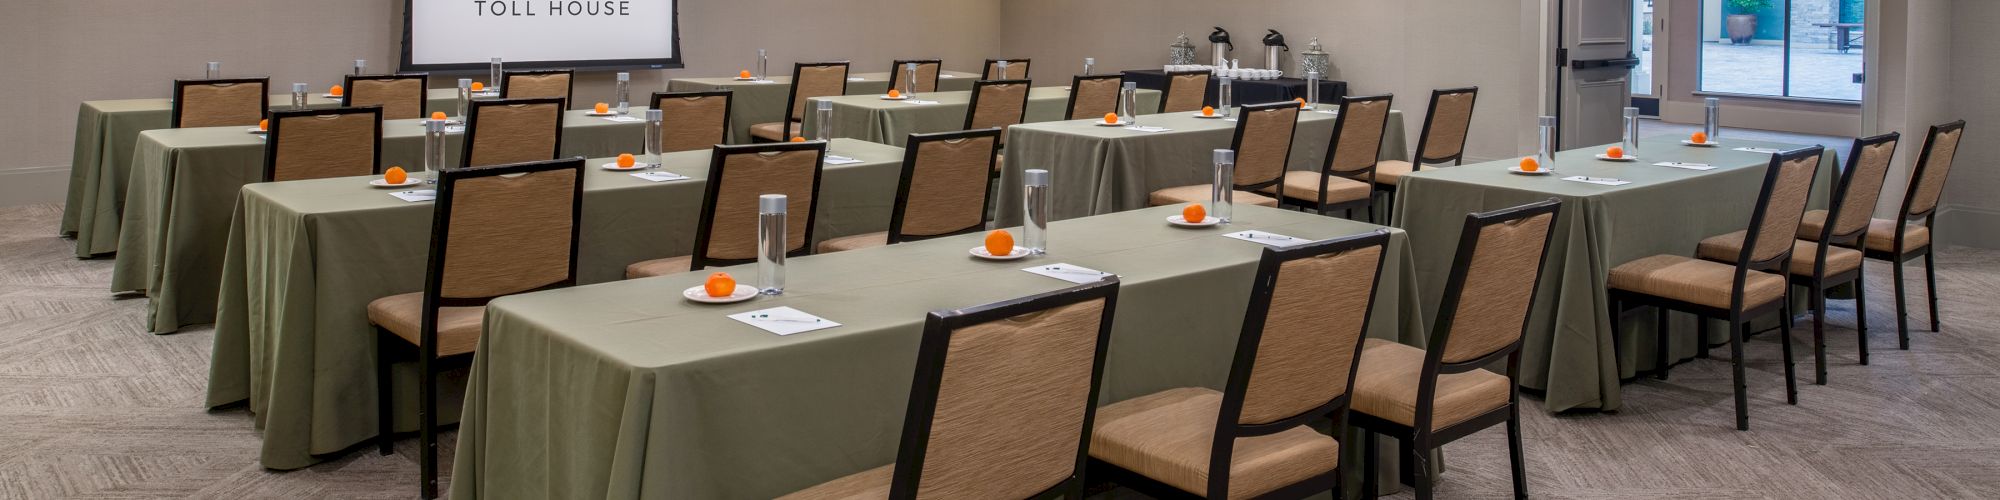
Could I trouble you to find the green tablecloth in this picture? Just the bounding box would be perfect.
[205,139,906,470]
[799,87,1163,147]
[117,108,650,334]
[448,204,1425,499]
[665,71,979,144]
[1391,136,1840,412]
[992,108,1408,225]
[62,91,461,258]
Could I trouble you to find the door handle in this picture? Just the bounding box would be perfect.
[1570,57,1641,70]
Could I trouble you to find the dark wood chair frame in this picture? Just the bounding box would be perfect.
[342,73,430,117]
[884,128,1003,245]
[687,141,828,271]
[1277,94,1395,222]
[460,97,568,168]
[888,59,943,94]
[1063,74,1126,120]
[500,68,576,102]
[1158,70,1213,114]
[1879,120,1964,348]
[260,105,385,183]
[1225,101,1303,196]
[171,77,270,128]
[766,62,851,142]
[962,79,1033,131]
[648,89,736,150]
[981,58,1032,80]
[1377,87,1479,209]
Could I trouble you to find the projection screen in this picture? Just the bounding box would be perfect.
[402,0,682,71]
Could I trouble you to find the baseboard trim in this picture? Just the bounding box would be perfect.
[0,166,69,208]
[1935,204,2000,249]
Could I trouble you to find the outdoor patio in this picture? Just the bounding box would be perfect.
[1700,42,1863,101]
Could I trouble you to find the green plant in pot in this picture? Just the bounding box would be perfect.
[1725,0,1772,44]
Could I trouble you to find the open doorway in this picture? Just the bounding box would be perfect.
[1633,0,1661,116]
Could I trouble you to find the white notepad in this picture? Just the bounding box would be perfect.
[729,306,841,336]
[1561,176,1632,186]
[824,155,864,165]
[630,171,689,182]
[1221,230,1312,248]
[900,100,941,105]
[1733,147,1784,154]
[1652,161,1717,171]
[601,116,643,123]
[1022,263,1115,284]
[1122,125,1172,133]
[389,190,436,203]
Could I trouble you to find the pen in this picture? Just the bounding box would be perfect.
[751,314,821,324]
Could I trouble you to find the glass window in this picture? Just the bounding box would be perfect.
[1633,0,1654,96]
[1699,0,1864,101]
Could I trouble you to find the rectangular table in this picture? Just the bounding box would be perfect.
[447,204,1425,499]
[666,71,980,145]
[116,109,654,334]
[1391,137,1840,412]
[62,90,462,257]
[799,87,1163,147]
[993,107,1407,225]
[204,139,907,470]
[1123,69,1348,109]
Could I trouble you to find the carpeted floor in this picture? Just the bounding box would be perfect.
[2,201,1996,499]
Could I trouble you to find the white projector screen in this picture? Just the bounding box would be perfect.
[401,0,681,71]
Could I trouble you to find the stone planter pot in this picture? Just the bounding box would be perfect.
[1727,14,1758,44]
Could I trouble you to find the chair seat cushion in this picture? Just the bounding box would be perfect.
[626,256,693,279]
[1373,160,1413,186]
[749,121,802,141]
[1351,339,1511,429]
[1796,210,1930,254]
[366,292,485,357]
[817,232,889,253]
[1261,171,1371,206]
[1090,387,1339,498]
[1147,185,1280,208]
[777,464,892,499]
[1607,255,1788,310]
[1696,231,1862,277]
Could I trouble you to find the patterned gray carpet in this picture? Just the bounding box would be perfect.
[2,202,1996,499]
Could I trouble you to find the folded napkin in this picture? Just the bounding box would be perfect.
[390,190,437,202]
[824,155,864,165]
[1652,161,1717,171]
[630,171,689,182]
[729,306,841,336]
[1561,176,1631,186]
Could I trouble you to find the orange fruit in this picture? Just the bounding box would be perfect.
[594,102,609,113]
[384,166,407,185]
[1103,112,1118,124]
[617,153,636,168]
[1295,97,1308,108]
[1202,106,1215,116]
[1183,203,1207,223]
[258,119,268,131]
[984,230,1015,256]
[329,85,343,96]
[1519,156,1539,172]
[887,89,901,98]
[739,70,753,79]
[704,272,737,297]
[431,111,447,121]
[470,82,484,91]
[790,137,807,143]
[1691,131,1708,144]
[1606,146,1624,159]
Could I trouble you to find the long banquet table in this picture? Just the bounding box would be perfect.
[447,204,1425,499]
[1392,136,1840,412]
[800,87,1162,147]
[666,70,980,145]
[205,139,908,470]
[993,107,1407,225]
[62,90,461,257]
[116,109,656,334]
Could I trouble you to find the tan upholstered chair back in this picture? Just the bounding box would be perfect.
[269,110,378,182]
[437,168,579,299]
[984,59,1030,80]
[657,93,730,153]
[889,60,941,94]
[503,71,572,101]
[1830,136,1900,237]
[967,81,1029,133]
[705,149,819,260]
[347,75,427,120]
[1233,105,1300,187]
[918,297,1109,498]
[1439,212,1555,364]
[1236,244,1383,425]
[1330,97,1393,173]
[899,134,997,238]
[176,80,267,128]
[467,101,562,168]
[1068,76,1123,120]
[790,64,850,121]
[1419,90,1477,162]
[1908,125,1963,217]
[1748,151,1824,263]
[1162,72,1210,114]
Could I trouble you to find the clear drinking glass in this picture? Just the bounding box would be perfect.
[489,57,503,94]
[756,49,768,81]
[1305,71,1321,110]
[1622,107,1641,155]
[615,72,631,115]
[423,120,446,183]
[354,59,366,76]
[290,83,307,110]
[757,194,788,295]
[1537,116,1558,170]
[1219,77,1234,118]
[205,62,220,79]
[1212,149,1235,223]
[1119,82,1138,125]
[1704,98,1721,141]
[644,109,663,166]
[815,100,832,142]
[1024,169,1051,254]
[455,79,471,119]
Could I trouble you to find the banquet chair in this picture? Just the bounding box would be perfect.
[780,278,1121,500]
[1351,199,1559,500]
[626,141,827,278]
[368,157,584,500]
[751,62,850,142]
[982,58,1031,80]
[1697,133,1898,383]
[1608,146,1824,431]
[500,69,574,102]
[461,97,565,168]
[1266,94,1394,222]
[261,106,382,182]
[343,73,429,120]
[1088,230,1390,499]
[171,77,268,128]
[1065,74,1125,120]
[1374,87,1478,214]
[1147,101,1296,209]
[1820,121,1962,347]
[816,128,1000,253]
[967,79,1030,175]
[649,90,733,153]
[888,59,942,94]
[1160,70,1211,114]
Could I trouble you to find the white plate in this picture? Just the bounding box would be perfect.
[322,94,343,99]
[1094,121,1131,127]
[600,162,647,171]
[1682,140,1720,147]
[879,95,909,100]
[421,119,462,126]
[1595,153,1637,162]
[585,111,617,116]
[970,246,1031,260]
[1167,215,1221,227]
[247,128,267,134]
[684,284,759,304]
[1508,167,1553,176]
[733,77,757,81]
[1191,113,1225,119]
[370,178,424,188]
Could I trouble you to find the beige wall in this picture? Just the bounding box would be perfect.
[1938,0,2000,247]
[0,0,1001,206]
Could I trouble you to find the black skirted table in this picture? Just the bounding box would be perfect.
[1122,69,1349,109]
